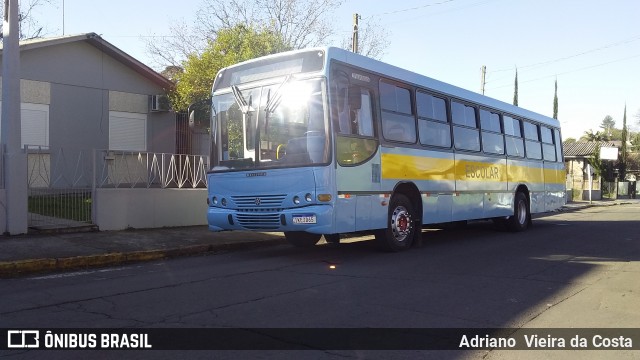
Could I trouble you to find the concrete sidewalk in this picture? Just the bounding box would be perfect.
[0,199,635,278]
[0,226,286,278]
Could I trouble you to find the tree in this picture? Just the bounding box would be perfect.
[0,0,53,40]
[563,137,576,145]
[513,68,518,106]
[631,132,640,152]
[599,115,615,139]
[169,25,290,111]
[552,79,558,119]
[580,129,607,142]
[620,105,628,179]
[144,0,388,70]
[588,143,604,179]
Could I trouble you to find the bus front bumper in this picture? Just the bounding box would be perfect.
[207,205,333,234]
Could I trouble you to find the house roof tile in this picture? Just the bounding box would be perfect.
[563,141,617,157]
[1,33,174,89]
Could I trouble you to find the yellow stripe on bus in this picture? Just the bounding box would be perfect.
[381,153,565,185]
[381,153,455,181]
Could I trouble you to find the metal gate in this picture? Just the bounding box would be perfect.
[176,110,209,157]
[27,146,95,231]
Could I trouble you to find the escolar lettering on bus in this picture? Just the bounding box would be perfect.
[465,164,500,179]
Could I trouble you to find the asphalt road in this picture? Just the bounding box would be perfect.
[1,204,639,359]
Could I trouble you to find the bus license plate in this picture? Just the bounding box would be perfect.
[293,214,317,224]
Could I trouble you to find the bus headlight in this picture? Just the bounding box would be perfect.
[212,196,218,205]
[221,198,227,207]
[305,193,313,202]
[293,196,301,205]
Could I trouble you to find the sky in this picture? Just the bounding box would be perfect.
[32,0,640,140]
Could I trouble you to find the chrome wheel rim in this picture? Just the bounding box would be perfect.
[391,205,412,242]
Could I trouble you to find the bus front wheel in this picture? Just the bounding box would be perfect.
[284,231,321,247]
[375,194,415,252]
[507,192,530,232]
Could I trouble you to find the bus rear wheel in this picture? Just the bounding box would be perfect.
[284,231,321,248]
[375,194,415,252]
[507,192,530,232]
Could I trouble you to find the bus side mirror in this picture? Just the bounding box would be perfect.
[349,85,361,110]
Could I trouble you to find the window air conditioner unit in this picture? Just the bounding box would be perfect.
[150,94,170,112]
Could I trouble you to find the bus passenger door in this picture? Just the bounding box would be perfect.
[333,71,382,233]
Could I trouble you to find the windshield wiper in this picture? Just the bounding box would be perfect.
[265,74,292,114]
[231,85,253,114]
[264,75,293,142]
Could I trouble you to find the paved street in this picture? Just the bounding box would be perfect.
[1,203,639,359]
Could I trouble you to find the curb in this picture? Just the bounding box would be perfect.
[0,238,286,278]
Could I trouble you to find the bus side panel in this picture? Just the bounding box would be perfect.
[454,153,508,220]
[380,148,455,224]
[335,197,356,233]
[544,161,567,211]
[423,194,453,224]
[335,151,383,233]
[507,158,545,213]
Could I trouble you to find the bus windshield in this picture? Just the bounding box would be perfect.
[211,78,328,171]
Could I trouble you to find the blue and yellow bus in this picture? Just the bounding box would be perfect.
[206,47,565,251]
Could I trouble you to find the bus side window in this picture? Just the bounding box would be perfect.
[541,126,556,161]
[553,129,564,161]
[417,91,451,148]
[452,101,480,152]
[524,121,542,160]
[380,80,416,143]
[480,109,504,155]
[336,86,377,166]
[504,116,525,157]
[333,72,352,135]
[354,89,374,137]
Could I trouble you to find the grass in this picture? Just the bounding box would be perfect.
[28,192,92,222]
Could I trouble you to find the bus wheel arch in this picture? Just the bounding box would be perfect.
[393,182,423,224]
[507,185,531,232]
[375,182,422,252]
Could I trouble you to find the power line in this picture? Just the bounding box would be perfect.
[488,34,640,75]
[485,53,640,91]
[362,0,456,19]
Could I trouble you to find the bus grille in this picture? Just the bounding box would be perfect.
[232,194,286,209]
[235,213,281,230]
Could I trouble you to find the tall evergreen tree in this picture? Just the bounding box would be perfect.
[553,79,558,119]
[513,68,519,106]
[620,104,628,179]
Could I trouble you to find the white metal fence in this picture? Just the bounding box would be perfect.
[94,150,209,189]
[27,146,93,229]
[24,146,209,230]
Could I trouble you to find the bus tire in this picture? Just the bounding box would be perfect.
[375,194,415,252]
[507,192,530,232]
[285,232,321,247]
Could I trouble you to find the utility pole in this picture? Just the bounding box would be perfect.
[352,13,360,54]
[480,65,486,95]
[2,0,28,235]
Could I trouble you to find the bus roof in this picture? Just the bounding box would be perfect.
[324,47,559,128]
[216,46,560,129]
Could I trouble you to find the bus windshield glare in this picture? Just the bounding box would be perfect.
[211,78,328,171]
